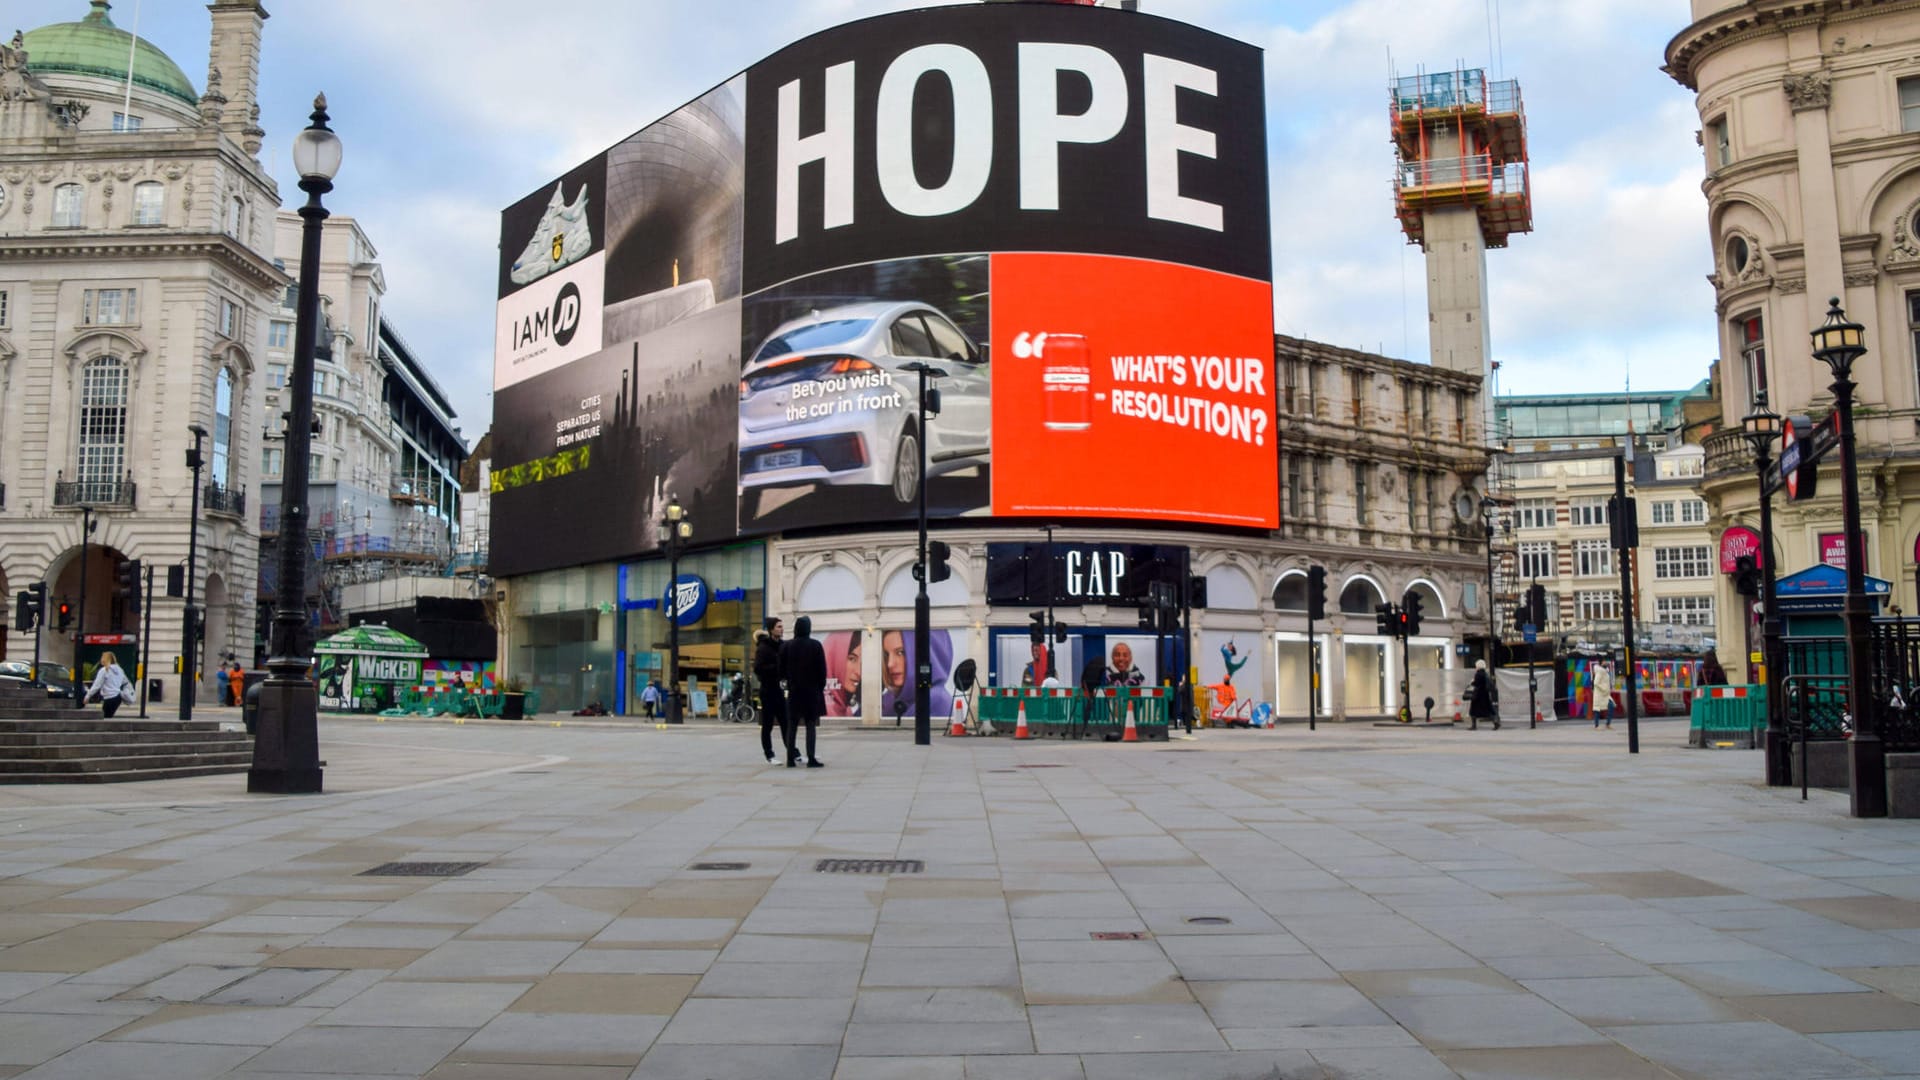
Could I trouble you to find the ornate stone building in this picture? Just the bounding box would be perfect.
[0,1,281,693]
[1667,1,1920,658]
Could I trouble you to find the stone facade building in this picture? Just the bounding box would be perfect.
[1667,0,1920,654]
[0,1,280,693]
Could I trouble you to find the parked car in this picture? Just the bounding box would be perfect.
[738,301,989,514]
[0,660,75,699]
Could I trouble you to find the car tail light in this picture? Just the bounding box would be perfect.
[827,357,876,374]
[739,379,749,401]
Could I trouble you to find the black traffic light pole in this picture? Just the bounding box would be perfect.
[902,361,945,747]
[30,584,44,686]
[139,565,154,718]
[1528,580,1540,730]
[1307,565,1327,731]
[1613,452,1640,754]
[72,507,95,709]
[182,425,206,722]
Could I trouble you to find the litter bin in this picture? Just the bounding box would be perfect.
[147,678,163,703]
[241,672,268,735]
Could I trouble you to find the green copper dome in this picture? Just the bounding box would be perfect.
[22,1,199,108]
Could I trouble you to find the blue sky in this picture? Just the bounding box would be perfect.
[13,0,1717,444]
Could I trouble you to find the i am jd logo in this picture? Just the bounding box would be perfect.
[512,280,582,351]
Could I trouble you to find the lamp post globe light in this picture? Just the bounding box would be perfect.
[1808,298,1884,817]
[250,95,340,795]
[663,497,690,725]
[1740,393,1787,785]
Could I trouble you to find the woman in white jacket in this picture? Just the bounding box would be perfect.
[87,651,136,718]
[1591,661,1614,730]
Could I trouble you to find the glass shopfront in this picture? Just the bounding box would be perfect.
[618,543,766,718]
[511,563,620,714]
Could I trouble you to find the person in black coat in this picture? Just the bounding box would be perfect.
[780,615,828,768]
[1468,659,1499,731]
[753,617,792,764]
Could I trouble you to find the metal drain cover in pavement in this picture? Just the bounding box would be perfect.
[1184,915,1233,925]
[1091,931,1151,940]
[689,861,750,871]
[815,858,924,874]
[358,861,487,878]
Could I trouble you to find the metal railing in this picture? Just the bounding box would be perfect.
[1702,429,1751,479]
[53,478,135,508]
[1782,625,1920,752]
[204,481,246,517]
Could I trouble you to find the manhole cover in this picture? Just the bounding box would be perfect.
[1184,915,1232,926]
[1090,931,1151,940]
[1015,764,1067,769]
[689,861,750,871]
[358,861,487,878]
[815,858,924,874]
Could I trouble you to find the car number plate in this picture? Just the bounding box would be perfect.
[758,450,803,470]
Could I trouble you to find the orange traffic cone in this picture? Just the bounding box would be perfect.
[1121,700,1140,742]
[1014,699,1032,740]
[948,698,968,737]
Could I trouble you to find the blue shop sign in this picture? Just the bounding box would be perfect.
[1772,564,1891,613]
[665,575,710,627]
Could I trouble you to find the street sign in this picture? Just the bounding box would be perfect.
[1523,628,1537,644]
[1766,413,1838,499]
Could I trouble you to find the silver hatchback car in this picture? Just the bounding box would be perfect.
[738,301,990,513]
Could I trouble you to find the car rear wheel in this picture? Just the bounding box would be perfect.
[892,426,920,506]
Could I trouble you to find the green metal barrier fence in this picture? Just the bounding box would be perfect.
[974,686,1170,740]
[1689,684,1767,748]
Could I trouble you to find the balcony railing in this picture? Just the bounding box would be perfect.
[1702,428,1754,479]
[205,481,246,517]
[53,477,135,508]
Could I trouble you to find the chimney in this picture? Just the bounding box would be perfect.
[206,0,268,154]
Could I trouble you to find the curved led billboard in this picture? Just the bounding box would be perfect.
[492,3,1273,577]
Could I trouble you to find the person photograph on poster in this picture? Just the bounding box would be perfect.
[824,630,862,718]
[737,254,990,533]
[877,628,956,720]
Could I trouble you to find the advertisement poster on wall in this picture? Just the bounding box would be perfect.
[1819,532,1849,571]
[822,629,964,720]
[492,4,1274,577]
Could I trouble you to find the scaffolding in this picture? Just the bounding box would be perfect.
[1391,67,1533,249]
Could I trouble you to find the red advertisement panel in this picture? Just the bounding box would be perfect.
[989,253,1276,526]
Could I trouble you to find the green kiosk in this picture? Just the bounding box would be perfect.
[315,625,428,714]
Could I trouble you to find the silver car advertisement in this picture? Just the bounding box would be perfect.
[491,5,1270,575]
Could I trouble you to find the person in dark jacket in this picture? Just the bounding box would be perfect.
[753,618,792,764]
[1699,650,1728,688]
[780,615,828,768]
[1468,659,1499,731]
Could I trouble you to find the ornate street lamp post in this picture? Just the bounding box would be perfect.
[1741,393,1786,785]
[250,95,340,795]
[1809,298,1884,817]
[662,496,690,725]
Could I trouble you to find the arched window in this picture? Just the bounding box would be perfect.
[132,182,164,226]
[1339,576,1384,615]
[212,368,235,489]
[53,183,84,227]
[1272,572,1307,611]
[77,356,129,501]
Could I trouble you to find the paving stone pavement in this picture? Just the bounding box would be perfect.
[1,716,1918,1078]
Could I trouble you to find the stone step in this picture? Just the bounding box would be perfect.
[0,749,255,775]
[0,730,249,748]
[0,762,252,784]
[0,739,251,761]
[0,708,131,722]
[0,719,228,733]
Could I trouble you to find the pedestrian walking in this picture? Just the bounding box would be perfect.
[85,651,137,719]
[1699,651,1728,688]
[754,617,794,764]
[1591,661,1614,729]
[781,615,827,768]
[227,662,245,709]
[1468,659,1499,731]
[639,680,662,718]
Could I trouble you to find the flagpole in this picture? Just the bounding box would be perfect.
[121,0,142,128]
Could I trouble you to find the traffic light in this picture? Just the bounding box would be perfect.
[1528,583,1547,628]
[1733,554,1759,598]
[1029,610,1047,644]
[926,540,952,584]
[13,591,31,633]
[115,559,143,614]
[1608,496,1640,550]
[165,564,185,598]
[1307,565,1328,622]
[56,600,73,631]
[1375,603,1395,637]
[1402,589,1424,636]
